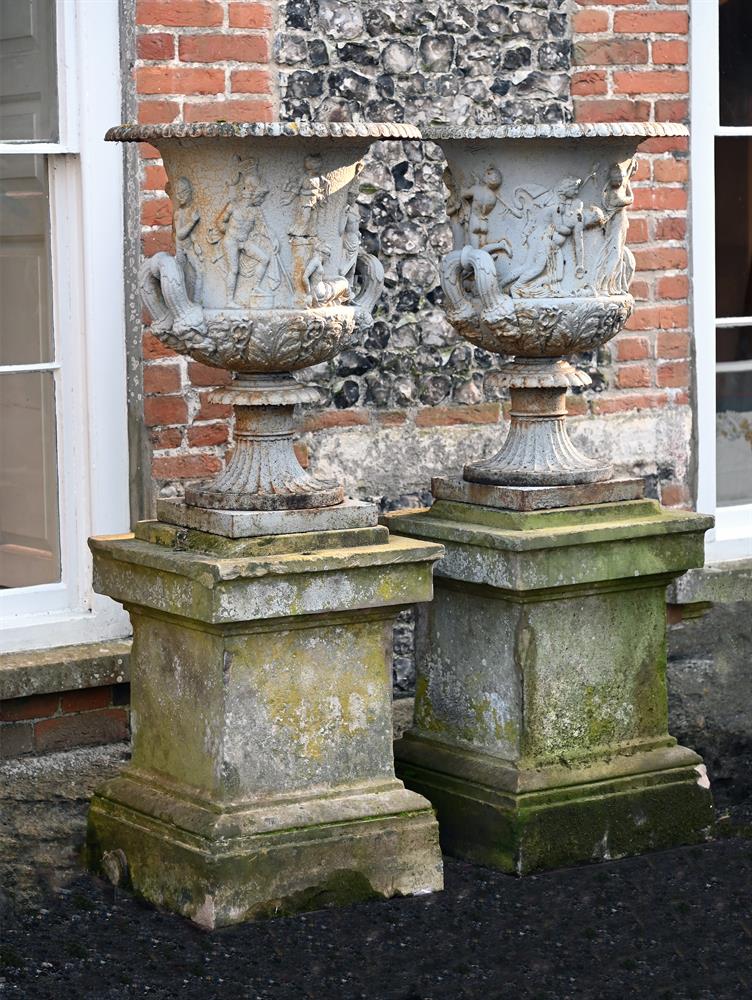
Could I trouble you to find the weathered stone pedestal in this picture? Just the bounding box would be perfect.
[385,489,715,874]
[86,512,444,927]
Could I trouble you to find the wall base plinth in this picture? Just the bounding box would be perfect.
[384,496,715,873]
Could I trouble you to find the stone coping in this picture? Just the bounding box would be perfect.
[431,476,645,512]
[423,122,689,140]
[156,497,379,539]
[105,121,421,142]
[386,499,714,551]
[667,557,752,606]
[0,639,131,701]
[90,532,442,584]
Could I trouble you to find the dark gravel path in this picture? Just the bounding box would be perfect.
[1,744,750,1000]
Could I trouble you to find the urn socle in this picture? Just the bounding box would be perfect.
[108,121,420,510]
[427,122,690,487]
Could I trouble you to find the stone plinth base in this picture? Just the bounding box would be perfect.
[86,524,444,926]
[396,739,712,875]
[157,496,377,537]
[432,475,644,512]
[88,775,440,928]
[384,498,715,874]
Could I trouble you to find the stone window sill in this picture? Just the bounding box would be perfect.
[0,640,131,702]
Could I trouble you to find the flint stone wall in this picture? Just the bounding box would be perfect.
[276,1,572,692]
[279,1,578,438]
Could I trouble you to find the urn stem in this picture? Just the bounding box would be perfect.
[184,374,343,511]
[464,381,612,487]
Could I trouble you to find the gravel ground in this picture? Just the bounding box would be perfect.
[1,739,751,1000]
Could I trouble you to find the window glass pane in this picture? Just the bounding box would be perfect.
[0,370,60,587]
[716,369,752,507]
[715,138,752,318]
[0,0,58,141]
[717,326,752,364]
[719,0,752,126]
[0,153,53,365]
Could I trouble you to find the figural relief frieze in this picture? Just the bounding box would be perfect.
[173,176,204,304]
[439,153,640,359]
[424,123,690,487]
[284,153,330,238]
[207,159,288,308]
[339,184,361,283]
[135,138,386,376]
[595,159,637,297]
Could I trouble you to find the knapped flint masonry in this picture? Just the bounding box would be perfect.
[388,123,715,874]
[86,123,445,927]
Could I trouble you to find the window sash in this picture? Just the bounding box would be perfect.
[0,0,79,157]
[0,0,130,650]
[691,0,752,560]
[0,0,79,387]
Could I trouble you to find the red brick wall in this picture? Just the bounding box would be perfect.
[572,0,692,507]
[135,0,695,509]
[0,686,130,757]
[136,1,276,489]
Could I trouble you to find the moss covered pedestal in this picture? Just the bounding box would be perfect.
[86,521,444,927]
[384,498,715,875]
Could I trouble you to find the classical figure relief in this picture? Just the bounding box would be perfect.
[339,186,361,282]
[208,170,285,307]
[284,153,330,236]
[461,165,525,249]
[173,176,204,304]
[498,173,604,297]
[461,166,502,249]
[443,167,468,249]
[303,242,350,307]
[595,158,637,296]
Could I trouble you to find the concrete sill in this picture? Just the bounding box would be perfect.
[0,639,132,702]
[667,558,752,607]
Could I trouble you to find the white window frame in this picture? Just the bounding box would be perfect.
[0,0,130,651]
[691,0,752,562]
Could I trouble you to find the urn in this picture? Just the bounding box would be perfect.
[426,122,689,486]
[108,121,419,510]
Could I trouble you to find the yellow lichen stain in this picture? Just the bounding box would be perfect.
[256,625,385,762]
[414,674,446,735]
[376,574,400,603]
[583,685,616,747]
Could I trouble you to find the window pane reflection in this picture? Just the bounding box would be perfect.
[0,154,53,365]
[0,0,58,141]
[717,326,752,363]
[719,0,752,126]
[716,370,752,507]
[715,138,752,317]
[0,371,60,587]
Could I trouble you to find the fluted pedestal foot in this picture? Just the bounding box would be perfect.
[464,359,611,487]
[185,374,343,511]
